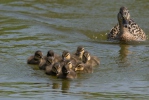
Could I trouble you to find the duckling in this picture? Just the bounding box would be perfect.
[73,46,85,61]
[27,50,45,65]
[39,56,54,70]
[57,60,77,79]
[82,51,100,67]
[61,50,78,67]
[107,6,146,42]
[74,62,93,73]
[45,50,61,62]
[45,62,62,76]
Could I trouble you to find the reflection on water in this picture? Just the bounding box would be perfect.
[51,80,70,91]
[52,83,60,89]
[117,44,131,67]
[61,80,70,91]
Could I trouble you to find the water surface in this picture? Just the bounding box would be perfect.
[0,0,149,100]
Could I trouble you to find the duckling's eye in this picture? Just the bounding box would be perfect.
[78,48,84,52]
[65,53,70,57]
[67,62,72,65]
[78,65,81,68]
[87,54,90,57]
[36,54,41,57]
[48,58,52,61]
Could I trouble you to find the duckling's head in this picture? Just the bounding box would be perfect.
[62,50,71,61]
[47,50,54,57]
[117,6,130,28]
[64,60,73,69]
[75,46,85,59]
[62,60,73,75]
[52,62,61,75]
[75,62,84,71]
[46,57,54,65]
[82,51,91,63]
[34,50,43,60]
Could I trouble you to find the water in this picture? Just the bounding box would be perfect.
[0,0,149,100]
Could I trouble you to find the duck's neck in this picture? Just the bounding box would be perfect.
[118,23,133,41]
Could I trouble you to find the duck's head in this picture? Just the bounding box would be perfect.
[62,60,73,75]
[75,46,85,59]
[47,50,54,57]
[75,62,84,71]
[52,62,61,75]
[62,50,71,61]
[34,50,43,60]
[82,51,91,63]
[117,6,130,28]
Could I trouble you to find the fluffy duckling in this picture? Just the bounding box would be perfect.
[74,62,93,73]
[73,46,85,60]
[61,50,78,67]
[82,51,100,67]
[27,50,45,65]
[57,60,77,79]
[39,57,54,70]
[107,6,146,41]
[45,50,61,62]
[45,62,62,76]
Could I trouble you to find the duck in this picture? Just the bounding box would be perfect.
[73,46,85,61]
[39,56,54,70]
[45,62,62,76]
[45,50,61,62]
[57,60,77,79]
[61,50,78,67]
[74,62,93,73]
[107,6,146,42]
[82,51,100,67]
[27,50,45,65]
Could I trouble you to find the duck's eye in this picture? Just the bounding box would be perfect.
[78,65,81,68]
[36,54,41,58]
[82,48,85,51]
[63,53,68,58]
[67,62,72,65]
[65,54,68,57]
[87,54,90,57]
[78,48,84,52]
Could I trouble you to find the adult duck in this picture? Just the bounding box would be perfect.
[107,6,146,42]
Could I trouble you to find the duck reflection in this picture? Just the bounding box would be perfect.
[52,83,60,89]
[61,80,70,92]
[117,44,132,67]
[51,80,70,92]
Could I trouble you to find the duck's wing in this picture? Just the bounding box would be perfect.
[128,19,146,40]
[107,24,120,40]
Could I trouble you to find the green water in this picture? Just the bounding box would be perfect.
[0,0,149,100]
